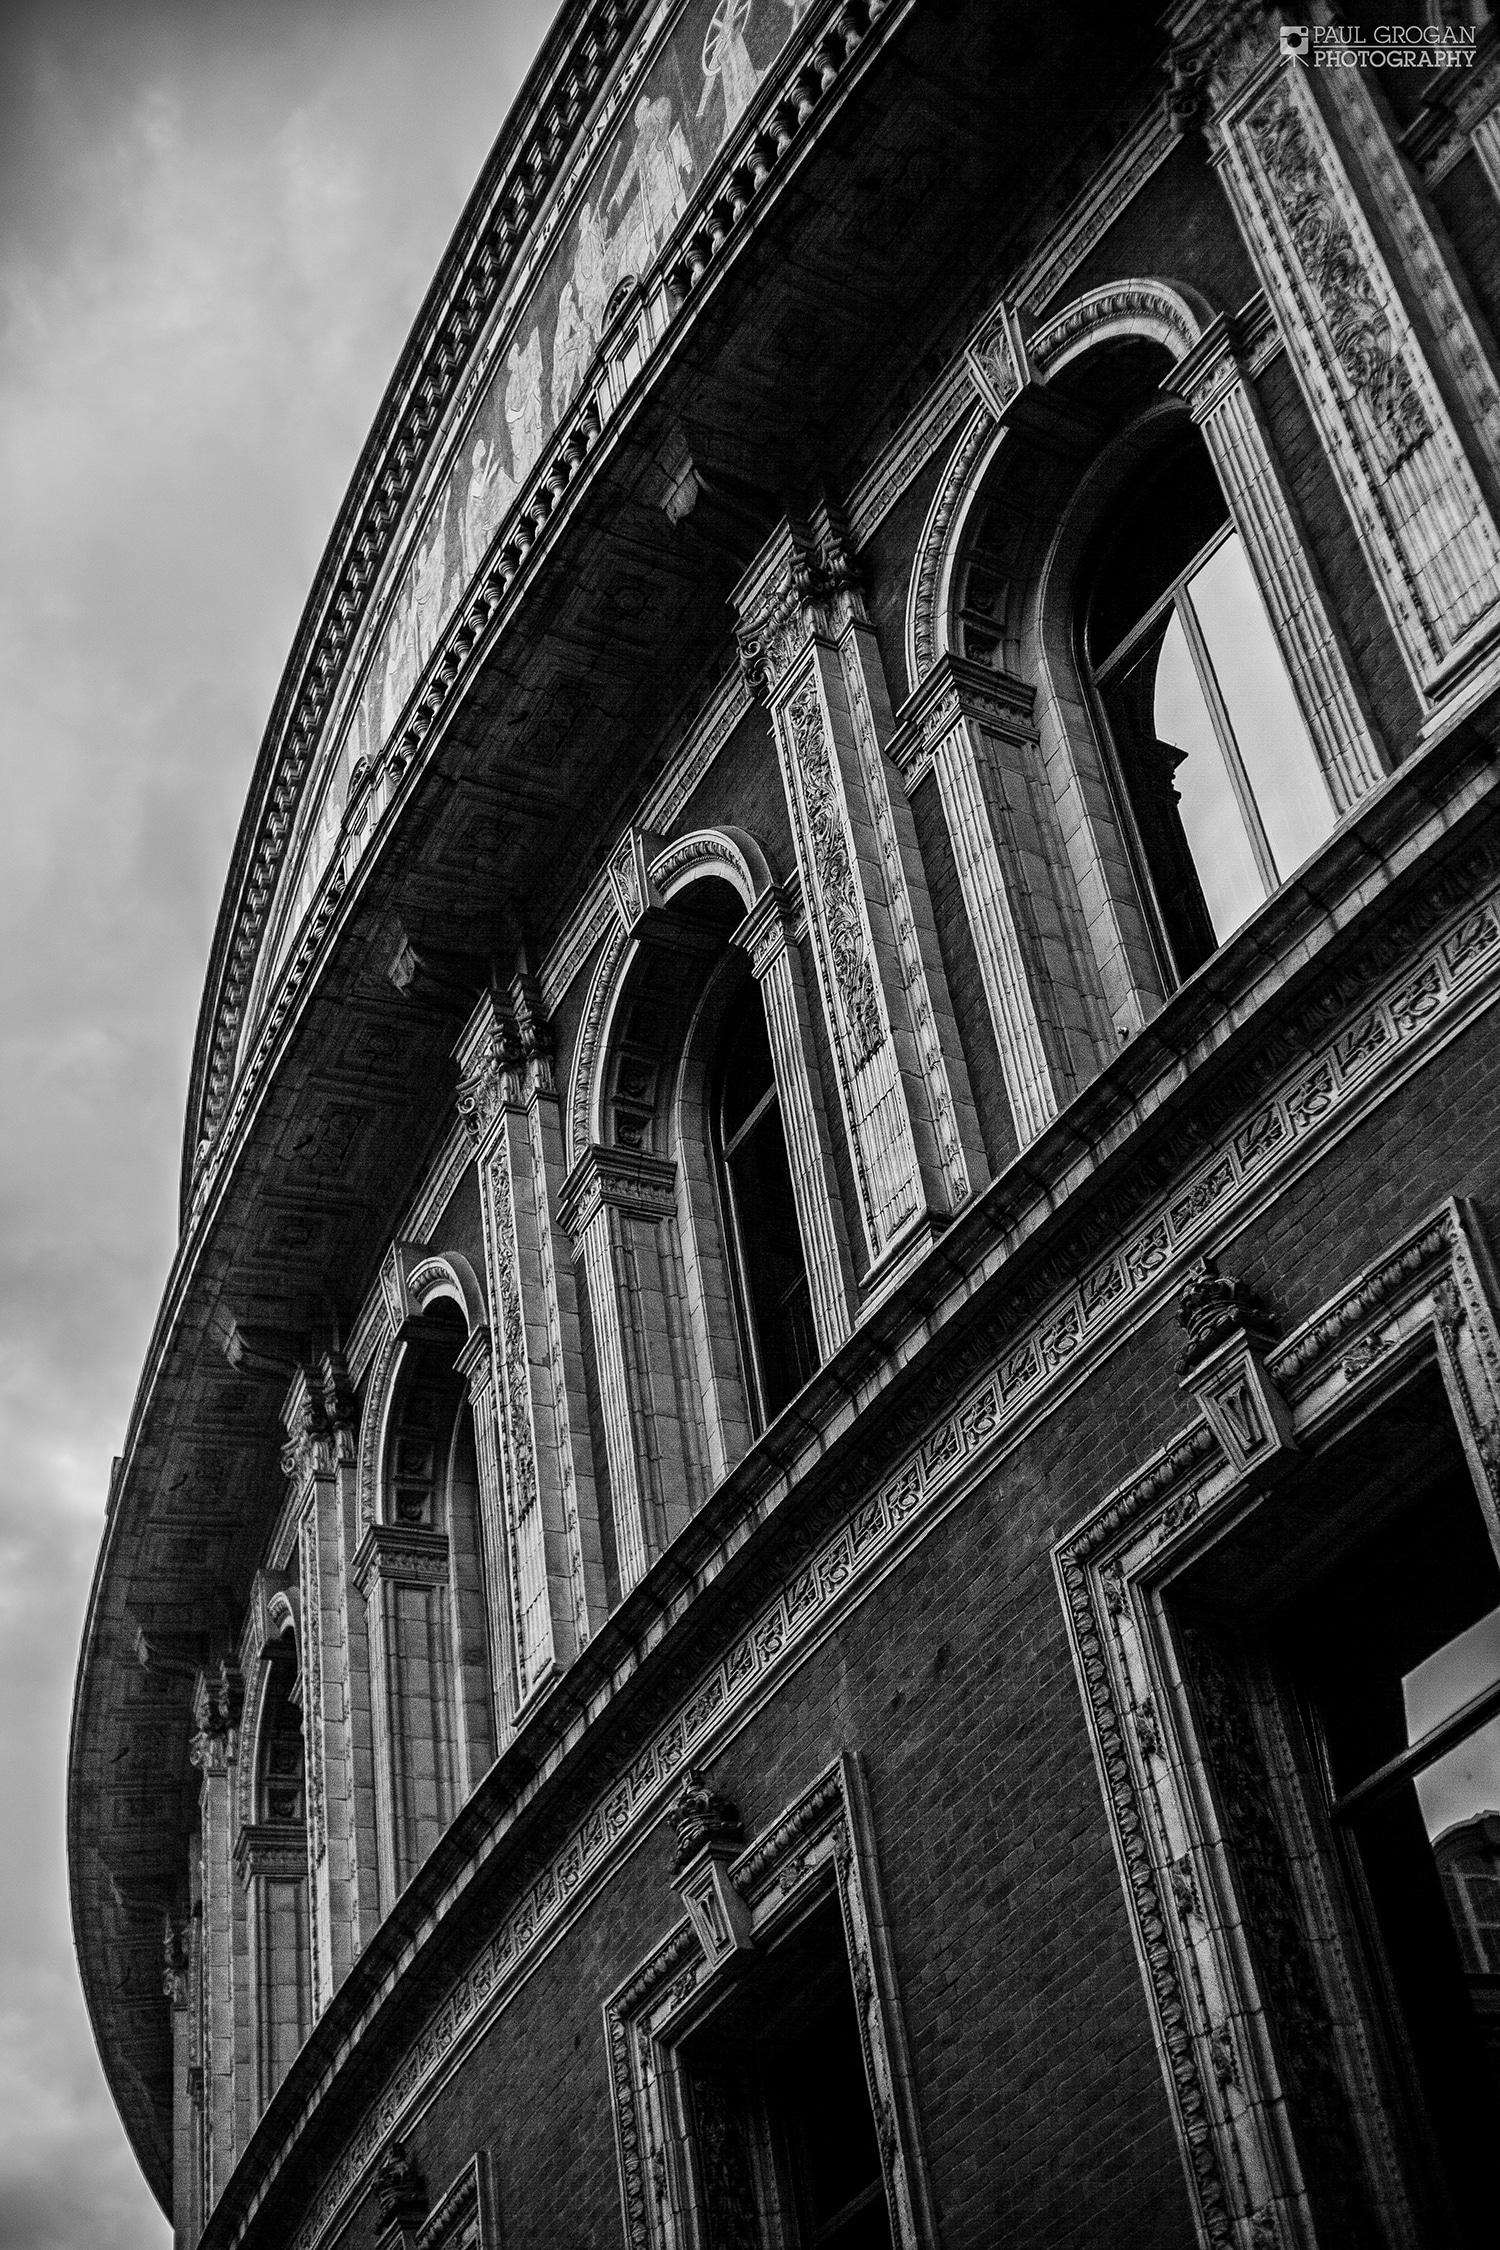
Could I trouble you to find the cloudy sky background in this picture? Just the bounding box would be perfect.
[0,3,552,2240]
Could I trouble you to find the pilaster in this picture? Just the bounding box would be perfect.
[353,1523,456,1906]
[734,499,986,1286]
[233,1822,311,2112]
[558,1143,700,1597]
[163,1914,200,2250]
[281,1353,374,2011]
[733,877,856,1357]
[457,981,608,1723]
[891,656,1106,1148]
[187,1664,242,2212]
[1172,0,1500,723]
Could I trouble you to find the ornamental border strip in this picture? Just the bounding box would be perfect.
[1050,1195,1500,2250]
[193,0,909,1192]
[277,867,1500,2250]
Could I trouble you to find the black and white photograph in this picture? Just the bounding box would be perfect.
[5,3,1500,2246]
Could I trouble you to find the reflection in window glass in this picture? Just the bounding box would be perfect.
[1089,431,1339,986]
[1299,1477,1500,2227]
[1154,609,1266,944]
[1187,535,1334,879]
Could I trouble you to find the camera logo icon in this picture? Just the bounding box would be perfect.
[1279,25,1310,58]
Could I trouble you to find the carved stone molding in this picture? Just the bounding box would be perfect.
[557,1142,679,1238]
[605,1755,937,2250]
[352,1523,451,1599]
[1054,1197,1500,2250]
[270,859,1500,2250]
[733,507,863,701]
[233,1821,309,1889]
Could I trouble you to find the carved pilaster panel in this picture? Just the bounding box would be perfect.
[735,883,855,1359]
[460,983,607,1720]
[737,505,984,1273]
[1190,21,1500,708]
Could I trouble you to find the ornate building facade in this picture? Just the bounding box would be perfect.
[71,3,1500,2246]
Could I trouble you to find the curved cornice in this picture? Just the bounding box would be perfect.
[182,0,643,1223]
[182,0,903,1228]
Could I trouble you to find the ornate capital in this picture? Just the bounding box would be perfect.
[188,1661,244,1773]
[1163,0,1279,129]
[161,1914,190,2010]
[279,1352,353,1487]
[557,1143,679,1239]
[234,1821,308,1888]
[888,651,1038,788]
[454,982,556,1141]
[352,1522,451,1598]
[732,498,864,700]
[733,877,803,979]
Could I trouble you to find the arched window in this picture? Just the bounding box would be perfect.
[711,985,817,1426]
[244,1637,310,2106]
[1083,430,1336,984]
[370,1297,496,1899]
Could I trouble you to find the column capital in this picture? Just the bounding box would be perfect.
[279,1352,355,1490]
[732,876,805,979]
[454,982,556,1144]
[888,653,1037,789]
[731,494,863,700]
[352,1522,450,1599]
[233,1821,308,1889]
[557,1143,678,1239]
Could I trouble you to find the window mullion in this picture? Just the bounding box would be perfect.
[1176,585,1280,897]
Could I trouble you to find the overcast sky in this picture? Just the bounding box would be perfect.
[0,3,553,2240]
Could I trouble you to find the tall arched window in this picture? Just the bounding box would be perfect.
[1084,431,1336,984]
[370,1297,496,1900]
[244,1637,310,2106]
[711,985,817,1426]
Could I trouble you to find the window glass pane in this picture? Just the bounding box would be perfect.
[1413,1711,1500,1840]
[1186,535,1335,880]
[1405,1607,1500,1747]
[1085,439,1229,668]
[1154,608,1267,945]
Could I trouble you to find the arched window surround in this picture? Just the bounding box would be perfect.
[897,278,1385,1092]
[352,1247,499,1910]
[234,1625,311,2118]
[560,827,853,1602]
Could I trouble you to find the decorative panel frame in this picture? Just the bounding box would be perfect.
[603,1754,936,2250]
[415,2152,499,2250]
[1053,1198,1500,2250]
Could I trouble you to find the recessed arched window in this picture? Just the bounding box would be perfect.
[712,985,816,1427]
[1084,430,1336,984]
